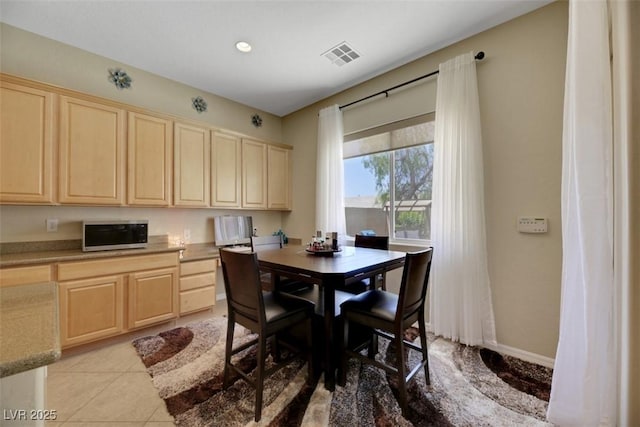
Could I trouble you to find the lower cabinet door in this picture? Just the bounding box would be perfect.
[128,267,178,329]
[59,275,125,348]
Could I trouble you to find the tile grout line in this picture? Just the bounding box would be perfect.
[61,371,128,424]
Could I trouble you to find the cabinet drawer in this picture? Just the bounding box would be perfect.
[58,252,178,281]
[180,272,215,291]
[180,258,216,276]
[0,265,52,287]
[180,286,216,314]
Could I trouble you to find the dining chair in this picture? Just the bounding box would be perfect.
[219,248,314,422]
[354,234,390,251]
[338,247,433,416]
[356,234,389,291]
[337,234,390,294]
[251,234,283,251]
[251,234,283,291]
[251,235,310,293]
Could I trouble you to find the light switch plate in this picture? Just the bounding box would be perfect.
[517,217,548,233]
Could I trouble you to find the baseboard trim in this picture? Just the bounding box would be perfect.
[425,322,555,369]
[484,342,555,369]
[216,294,226,302]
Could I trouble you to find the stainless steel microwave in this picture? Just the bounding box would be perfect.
[82,220,149,252]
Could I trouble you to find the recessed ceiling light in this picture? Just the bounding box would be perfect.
[235,41,252,53]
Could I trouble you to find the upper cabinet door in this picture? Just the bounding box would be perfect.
[211,131,242,208]
[267,145,292,210]
[59,96,125,205]
[242,138,268,209]
[174,122,210,207]
[0,81,55,204]
[128,112,173,206]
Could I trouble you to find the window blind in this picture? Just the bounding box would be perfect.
[343,113,435,159]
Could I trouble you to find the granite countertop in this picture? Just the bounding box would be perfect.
[178,242,222,262]
[0,238,303,268]
[0,281,60,377]
[0,239,186,268]
[0,240,222,268]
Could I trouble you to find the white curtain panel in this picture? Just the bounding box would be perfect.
[428,52,497,347]
[315,104,347,237]
[547,0,631,424]
[610,0,634,420]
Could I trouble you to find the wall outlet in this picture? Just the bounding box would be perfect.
[46,218,58,232]
[183,228,191,243]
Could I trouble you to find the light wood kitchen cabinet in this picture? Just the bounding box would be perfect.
[128,267,179,329]
[0,264,53,287]
[59,275,125,348]
[58,96,126,205]
[179,258,217,314]
[0,75,294,211]
[57,252,179,348]
[0,81,55,204]
[267,145,292,210]
[174,122,210,207]
[127,112,173,206]
[242,138,268,209]
[211,131,242,208]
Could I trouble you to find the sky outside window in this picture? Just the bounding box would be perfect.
[344,157,377,197]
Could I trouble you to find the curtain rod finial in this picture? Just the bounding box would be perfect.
[475,51,485,60]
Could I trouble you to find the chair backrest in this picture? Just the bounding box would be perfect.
[251,235,283,252]
[354,234,389,250]
[219,249,265,328]
[397,248,433,322]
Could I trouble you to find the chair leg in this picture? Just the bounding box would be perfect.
[306,317,314,383]
[395,332,409,416]
[368,331,378,358]
[418,312,430,385]
[378,273,386,291]
[272,334,281,363]
[223,317,235,388]
[254,334,267,422]
[338,317,349,386]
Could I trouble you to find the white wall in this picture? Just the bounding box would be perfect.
[0,23,282,142]
[282,2,568,360]
[0,205,282,245]
[0,23,287,245]
[1,3,569,363]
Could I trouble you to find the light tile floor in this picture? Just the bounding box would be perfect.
[46,304,228,426]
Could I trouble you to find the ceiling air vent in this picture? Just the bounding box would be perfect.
[322,41,360,67]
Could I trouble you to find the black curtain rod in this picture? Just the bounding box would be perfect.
[339,51,485,111]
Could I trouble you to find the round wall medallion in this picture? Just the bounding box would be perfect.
[251,114,263,127]
[192,96,207,113]
[108,68,132,89]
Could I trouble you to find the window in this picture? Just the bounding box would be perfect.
[344,114,434,243]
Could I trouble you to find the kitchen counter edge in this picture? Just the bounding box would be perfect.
[0,242,229,268]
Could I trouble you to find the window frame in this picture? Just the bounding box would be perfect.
[343,113,435,246]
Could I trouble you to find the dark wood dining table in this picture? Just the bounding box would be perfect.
[256,244,406,390]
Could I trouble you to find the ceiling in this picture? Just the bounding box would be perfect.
[0,0,552,117]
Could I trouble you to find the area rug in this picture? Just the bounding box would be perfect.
[132,317,553,426]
